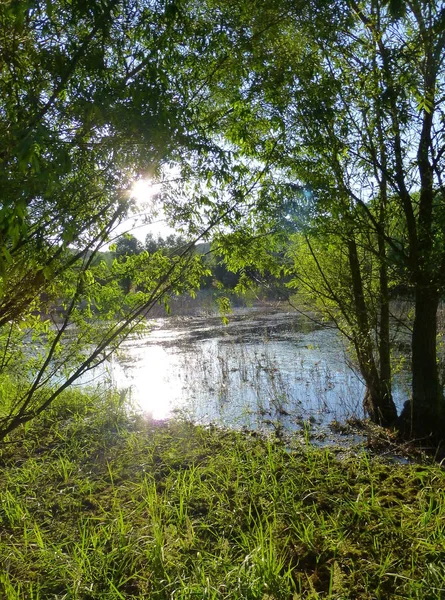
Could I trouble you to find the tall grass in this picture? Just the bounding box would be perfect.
[0,389,444,598]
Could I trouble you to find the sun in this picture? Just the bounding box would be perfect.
[130,178,159,205]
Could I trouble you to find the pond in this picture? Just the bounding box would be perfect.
[88,306,408,435]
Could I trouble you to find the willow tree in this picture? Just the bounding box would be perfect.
[306,0,445,439]
[177,0,445,438]
[0,0,212,439]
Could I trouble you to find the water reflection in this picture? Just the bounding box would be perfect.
[104,309,408,432]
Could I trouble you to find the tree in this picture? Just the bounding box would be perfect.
[115,235,144,258]
[172,0,445,439]
[285,214,399,426]
[145,232,187,255]
[0,0,211,439]
[113,234,143,293]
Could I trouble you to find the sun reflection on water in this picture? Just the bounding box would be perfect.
[97,311,409,433]
[113,343,185,419]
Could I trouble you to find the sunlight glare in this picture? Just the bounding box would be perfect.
[130,178,159,205]
[112,343,184,420]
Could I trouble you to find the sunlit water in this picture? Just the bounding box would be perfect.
[81,308,408,434]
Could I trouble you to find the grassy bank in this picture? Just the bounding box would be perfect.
[0,392,444,599]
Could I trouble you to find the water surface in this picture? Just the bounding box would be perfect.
[94,308,407,434]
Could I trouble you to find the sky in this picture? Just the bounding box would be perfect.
[112,178,177,245]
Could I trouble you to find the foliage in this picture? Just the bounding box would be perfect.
[145,233,188,255]
[115,234,144,258]
[0,244,209,438]
[1,0,445,438]
[169,0,445,436]
[0,0,214,437]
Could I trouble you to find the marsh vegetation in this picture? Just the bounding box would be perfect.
[103,307,409,440]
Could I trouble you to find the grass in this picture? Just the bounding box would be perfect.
[0,390,444,599]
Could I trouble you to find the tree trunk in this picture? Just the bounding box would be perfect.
[397,23,445,441]
[347,238,397,426]
[378,229,393,415]
[375,82,394,420]
[400,285,444,439]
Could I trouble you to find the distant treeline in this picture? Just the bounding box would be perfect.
[100,233,286,301]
